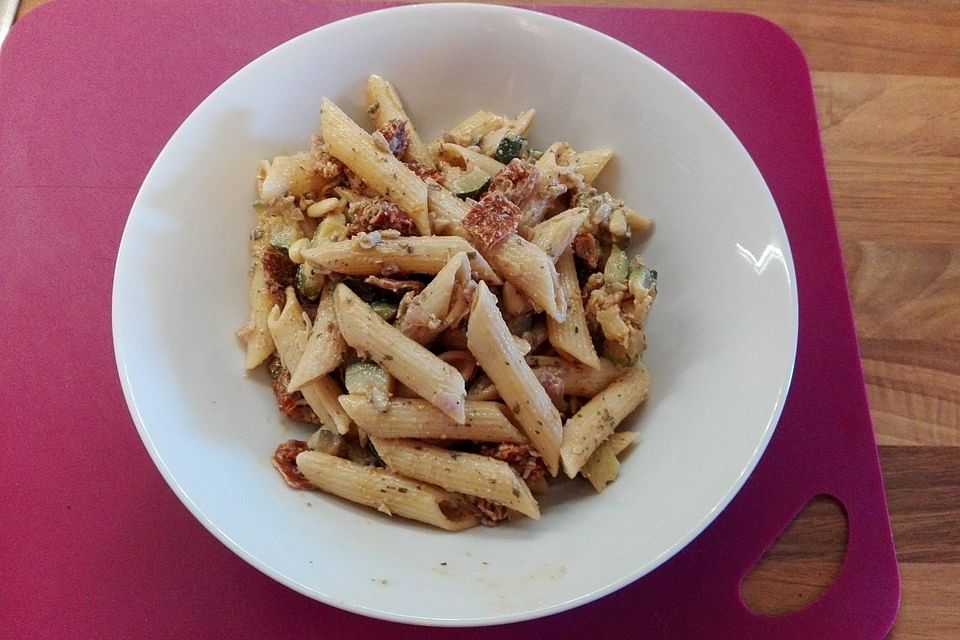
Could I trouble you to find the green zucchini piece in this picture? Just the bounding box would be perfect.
[268,225,301,255]
[370,300,399,323]
[603,246,630,284]
[494,135,525,164]
[313,216,347,243]
[628,263,658,299]
[295,263,324,301]
[447,166,491,200]
[344,361,393,397]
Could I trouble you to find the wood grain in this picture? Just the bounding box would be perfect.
[844,242,960,340]
[882,446,960,564]
[863,340,960,446]
[741,496,847,615]
[13,0,960,637]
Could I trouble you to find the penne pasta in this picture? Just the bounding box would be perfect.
[339,396,525,442]
[426,182,469,231]
[296,450,478,531]
[320,97,431,235]
[266,287,352,432]
[570,148,614,185]
[478,108,535,156]
[398,251,473,345]
[580,432,637,492]
[241,260,276,369]
[424,189,565,321]
[559,364,650,478]
[546,249,601,369]
[530,207,589,261]
[302,376,352,435]
[257,152,337,200]
[526,355,626,396]
[436,110,506,149]
[334,284,467,423]
[371,438,540,519]
[301,235,500,284]
[439,143,506,178]
[366,74,435,168]
[248,80,659,529]
[484,235,566,322]
[467,282,563,476]
[288,286,346,391]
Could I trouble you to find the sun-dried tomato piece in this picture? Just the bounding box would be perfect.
[272,440,313,490]
[261,249,297,305]
[408,162,444,184]
[378,119,409,159]
[488,158,540,205]
[369,203,416,236]
[346,198,417,237]
[461,191,522,250]
[480,443,548,485]
[573,232,601,270]
[469,496,510,526]
[270,361,322,425]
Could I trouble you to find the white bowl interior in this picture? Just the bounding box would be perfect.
[113,3,797,626]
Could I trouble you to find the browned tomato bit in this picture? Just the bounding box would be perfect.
[272,440,314,490]
[461,191,522,250]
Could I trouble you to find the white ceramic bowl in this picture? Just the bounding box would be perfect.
[113,3,797,626]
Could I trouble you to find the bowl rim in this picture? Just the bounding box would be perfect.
[112,1,799,626]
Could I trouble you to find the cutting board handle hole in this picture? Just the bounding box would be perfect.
[740,494,848,617]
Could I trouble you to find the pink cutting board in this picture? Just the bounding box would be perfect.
[0,1,899,638]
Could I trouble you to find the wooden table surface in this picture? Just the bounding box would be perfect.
[14,0,960,637]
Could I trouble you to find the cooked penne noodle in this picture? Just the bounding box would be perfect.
[398,251,472,345]
[301,376,352,435]
[334,284,467,423]
[484,235,566,321]
[242,261,276,369]
[437,110,506,148]
[296,450,478,531]
[536,141,576,182]
[570,148,614,185]
[267,287,351,433]
[425,182,469,232]
[339,396,525,442]
[248,80,659,528]
[467,282,563,475]
[546,249,601,369]
[288,286,346,391]
[526,355,626,396]
[424,190,566,320]
[559,364,650,478]
[320,98,431,235]
[440,143,506,177]
[478,108,535,156]
[530,207,589,261]
[257,152,337,200]
[301,235,500,284]
[366,75,435,168]
[372,438,540,519]
[580,432,637,492]
[510,141,579,230]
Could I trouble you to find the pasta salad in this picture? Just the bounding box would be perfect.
[237,76,657,530]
